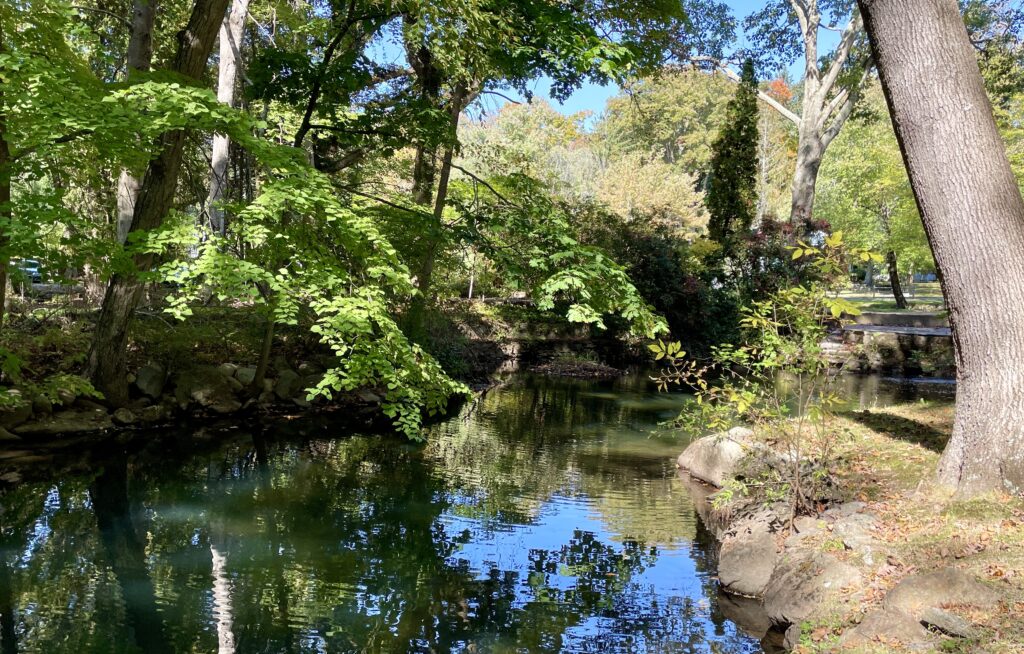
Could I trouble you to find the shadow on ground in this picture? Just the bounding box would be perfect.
[845,410,949,453]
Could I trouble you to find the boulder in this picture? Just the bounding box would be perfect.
[763,550,862,627]
[55,387,76,407]
[719,525,779,598]
[217,363,238,378]
[31,394,52,416]
[112,408,137,426]
[274,369,301,400]
[138,404,169,424]
[13,407,113,436]
[883,569,998,623]
[357,390,382,404]
[676,426,756,487]
[134,363,167,399]
[235,366,257,386]
[919,607,977,638]
[833,513,879,555]
[0,394,32,429]
[0,427,21,443]
[173,367,242,415]
[838,609,934,650]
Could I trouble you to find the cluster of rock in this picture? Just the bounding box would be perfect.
[677,428,998,650]
[0,359,382,441]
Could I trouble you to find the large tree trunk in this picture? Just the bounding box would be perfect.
[116,0,156,244]
[790,129,824,225]
[206,0,249,237]
[86,0,230,406]
[861,0,1024,496]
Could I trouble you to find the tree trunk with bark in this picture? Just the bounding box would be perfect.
[860,0,1024,496]
[0,73,11,335]
[116,0,156,244]
[786,2,872,224]
[206,0,249,237]
[404,85,467,342]
[885,250,907,309]
[86,0,230,406]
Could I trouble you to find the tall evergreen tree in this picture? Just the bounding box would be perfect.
[706,59,760,256]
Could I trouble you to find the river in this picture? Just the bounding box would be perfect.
[0,372,952,653]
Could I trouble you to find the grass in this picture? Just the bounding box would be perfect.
[793,402,1024,654]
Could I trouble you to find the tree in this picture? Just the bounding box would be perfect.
[860,0,1024,496]
[115,0,156,245]
[705,59,759,254]
[743,0,874,225]
[206,0,250,237]
[86,0,230,406]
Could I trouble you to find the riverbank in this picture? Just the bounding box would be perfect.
[679,402,1024,653]
[0,300,642,456]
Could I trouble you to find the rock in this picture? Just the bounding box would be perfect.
[839,609,934,649]
[833,513,878,552]
[0,471,22,484]
[719,525,779,598]
[112,408,136,426]
[762,550,862,626]
[676,426,756,487]
[126,372,136,384]
[883,569,998,623]
[32,394,52,416]
[258,390,275,406]
[0,427,21,442]
[173,367,242,415]
[262,378,274,393]
[919,607,977,638]
[793,515,822,534]
[0,393,32,429]
[225,376,244,392]
[217,363,239,378]
[783,623,802,650]
[274,370,301,400]
[292,396,311,409]
[297,361,323,376]
[235,366,257,386]
[55,387,77,406]
[358,390,382,404]
[824,501,868,519]
[135,363,167,399]
[137,404,168,423]
[13,408,113,436]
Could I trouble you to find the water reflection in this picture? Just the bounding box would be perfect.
[0,373,809,653]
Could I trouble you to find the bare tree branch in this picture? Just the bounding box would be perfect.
[818,11,864,99]
[687,58,802,127]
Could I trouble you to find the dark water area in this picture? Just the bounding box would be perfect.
[0,373,951,653]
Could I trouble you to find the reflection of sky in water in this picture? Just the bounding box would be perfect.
[0,373,773,654]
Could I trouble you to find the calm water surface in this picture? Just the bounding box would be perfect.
[0,373,946,653]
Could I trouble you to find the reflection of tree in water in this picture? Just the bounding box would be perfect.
[427,374,699,548]
[0,374,763,653]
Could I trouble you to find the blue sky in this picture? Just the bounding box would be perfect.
[479,0,841,120]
